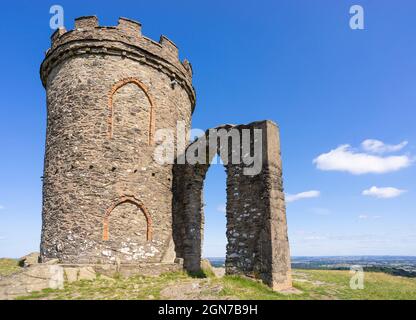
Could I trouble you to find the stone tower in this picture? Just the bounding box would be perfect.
[40,16,195,264]
[40,16,292,291]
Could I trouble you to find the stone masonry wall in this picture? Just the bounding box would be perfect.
[40,16,195,264]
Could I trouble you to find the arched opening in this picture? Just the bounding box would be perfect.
[202,155,227,268]
[103,196,152,242]
[108,78,155,144]
[172,147,233,272]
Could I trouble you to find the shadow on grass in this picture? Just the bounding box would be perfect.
[186,270,212,279]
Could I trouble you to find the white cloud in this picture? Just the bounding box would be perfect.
[362,186,406,199]
[0,205,4,210]
[286,190,320,203]
[358,214,381,220]
[361,139,408,154]
[216,204,226,213]
[313,144,412,175]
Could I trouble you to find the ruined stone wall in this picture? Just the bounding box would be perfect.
[40,16,195,264]
[172,121,292,290]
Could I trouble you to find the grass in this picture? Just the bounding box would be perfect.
[0,258,20,277]
[16,272,190,300]
[294,269,416,300]
[11,268,416,300]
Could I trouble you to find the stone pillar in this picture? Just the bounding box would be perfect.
[260,121,292,290]
[224,121,292,290]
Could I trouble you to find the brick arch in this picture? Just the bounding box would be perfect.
[102,195,153,241]
[108,77,155,144]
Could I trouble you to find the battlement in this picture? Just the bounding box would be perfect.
[118,17,142,36]
[159,35,178,57]
[74,16,99,30]
[41,16,195,108]
[48,16,181,60]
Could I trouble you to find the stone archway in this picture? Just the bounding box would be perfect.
[172,121,293,291]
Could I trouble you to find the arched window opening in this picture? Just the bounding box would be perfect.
[103,196,152,242]
[108,78,155,144]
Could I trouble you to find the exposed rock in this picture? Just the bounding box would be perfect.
[64,267,96,283]
[78,267,96,281]
[160,279,236,300]
[161,236,176,263]
[64,268,79,283]
[0,264,64,300]
[18,252,40,267]
[93,262,183,278]
[279,287,303,295]
[44,259,60,265]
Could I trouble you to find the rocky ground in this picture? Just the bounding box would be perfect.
[1,256,416,300]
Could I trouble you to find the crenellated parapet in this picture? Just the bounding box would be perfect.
[41,16,196,110]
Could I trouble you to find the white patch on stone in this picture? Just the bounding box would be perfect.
[120,247,131,254]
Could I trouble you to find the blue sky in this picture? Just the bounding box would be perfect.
[0,1,415,258]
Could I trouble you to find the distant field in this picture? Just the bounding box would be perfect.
[2,258,415,300]
[208,256,416,277]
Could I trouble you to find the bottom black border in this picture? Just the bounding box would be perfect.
[1,300,414,319]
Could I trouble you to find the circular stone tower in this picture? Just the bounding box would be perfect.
[40,16,195,264]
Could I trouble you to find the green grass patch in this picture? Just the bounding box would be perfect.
[0,258,21,277]
[12,268,416,300]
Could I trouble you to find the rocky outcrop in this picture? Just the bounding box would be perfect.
[18,252,40,267]
[0,260,184,299]
[0,264,64,300]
